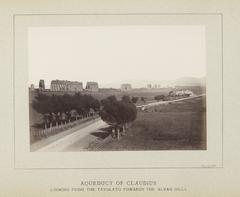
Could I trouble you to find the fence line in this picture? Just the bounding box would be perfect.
[30,114,99,141]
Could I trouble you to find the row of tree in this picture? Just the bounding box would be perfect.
[33,93,100,115]
[33,93,100,127]
[32,93,138,137]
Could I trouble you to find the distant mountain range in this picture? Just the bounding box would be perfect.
[100,77,206,89]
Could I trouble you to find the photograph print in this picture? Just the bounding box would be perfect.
[28,25,206,152]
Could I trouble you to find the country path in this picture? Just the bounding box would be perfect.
[137,94,206,109]
[35,119,108,152]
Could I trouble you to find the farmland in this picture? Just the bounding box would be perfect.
[89,96,206,150]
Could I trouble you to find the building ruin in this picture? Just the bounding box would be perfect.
[39,79,45,90]
[50,80,83,92]
[86,82,99,92]
[121,84,132,91]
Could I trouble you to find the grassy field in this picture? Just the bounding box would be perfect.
[30,86,205,104]
[91,96,206,150]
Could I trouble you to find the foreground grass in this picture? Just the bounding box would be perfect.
[91,96,206,150]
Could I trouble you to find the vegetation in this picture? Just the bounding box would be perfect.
[32,92,100,127]
[154,95,166,101]
[99,95,137,139]
[131,96,139,104]
[89,96,206,150]
[140,97,146,103]
[168,91,174,96]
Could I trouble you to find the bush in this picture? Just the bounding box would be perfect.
[154,95,166,101]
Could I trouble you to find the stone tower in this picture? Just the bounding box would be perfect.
[30,84,35,91]
[39,79,45,90]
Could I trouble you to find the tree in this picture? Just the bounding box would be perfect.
[32,93,51,114]
[154,95,166,101]
[32,92,100,128]
[131,96,139,104]
[141,97,146,103]
[99,95,137,140]
[168,91,174,97]
[99,96,119,125]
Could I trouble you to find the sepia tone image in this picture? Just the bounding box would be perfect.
[29,25,206,152]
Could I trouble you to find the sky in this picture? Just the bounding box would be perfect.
[28,25,206,88]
